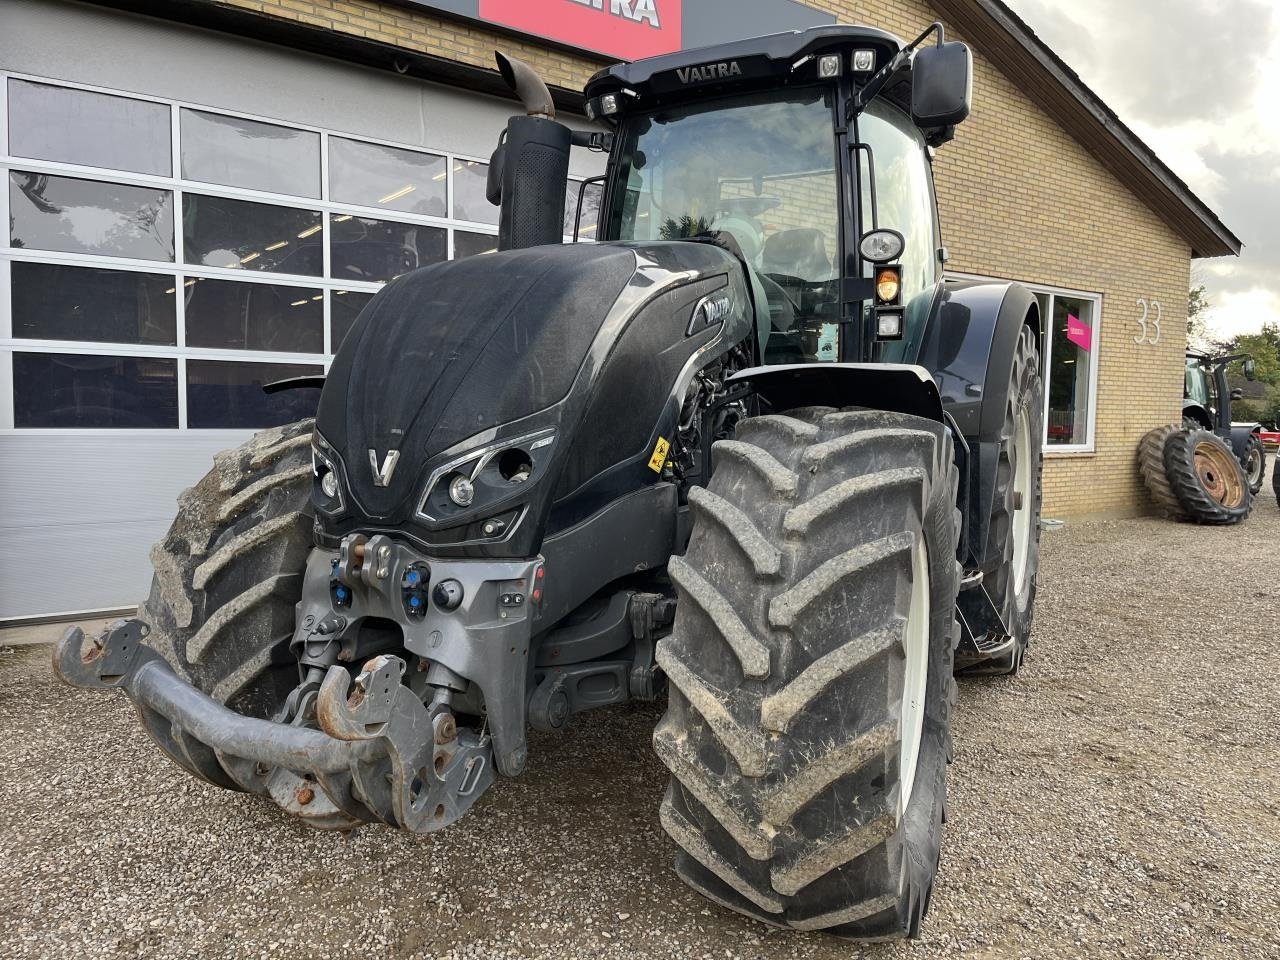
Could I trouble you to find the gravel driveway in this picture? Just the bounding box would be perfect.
[2,505,1278,959]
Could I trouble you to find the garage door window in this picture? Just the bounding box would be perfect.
[1,73,514,431]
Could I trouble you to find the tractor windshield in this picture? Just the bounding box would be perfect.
[605,89,843,363]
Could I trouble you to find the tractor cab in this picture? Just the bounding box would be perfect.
[578,24,972,367]
[1184,350,1264,490]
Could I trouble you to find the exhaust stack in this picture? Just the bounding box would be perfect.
[489,53,571,251]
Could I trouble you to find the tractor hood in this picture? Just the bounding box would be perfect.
[313,241,752,557]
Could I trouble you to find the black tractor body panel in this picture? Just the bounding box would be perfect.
[918,279,1040,441]
[916,278,1039,569]
[314,240,753,562]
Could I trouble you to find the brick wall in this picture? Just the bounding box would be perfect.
[215,0,1193,517]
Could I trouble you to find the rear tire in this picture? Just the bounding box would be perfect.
[1244,434,1265,495]
[1273,448,1280,508]
[1138,425,1186,520]
[971,325,1042,675]
[1163,428,1252,525]
[654,407,960,938]
[141,419,314,718]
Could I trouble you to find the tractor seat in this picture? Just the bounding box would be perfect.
[763,228,831,281]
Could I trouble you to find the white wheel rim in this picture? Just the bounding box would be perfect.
[899,537,930,817]
[1012,407,1033,598]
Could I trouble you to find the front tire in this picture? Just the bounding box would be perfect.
[142,419,314,718]
[654,407,960,938]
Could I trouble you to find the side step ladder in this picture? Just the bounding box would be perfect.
[954,571,1015,671]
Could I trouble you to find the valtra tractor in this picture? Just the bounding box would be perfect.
[57,23,1044,939]
[1139,351,1260,524]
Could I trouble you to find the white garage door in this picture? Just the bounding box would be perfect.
[0,1,602,619]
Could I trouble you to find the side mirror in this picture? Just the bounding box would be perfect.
[486,133,506,206]
[1244,358,1258,381]
[911,40,972,129]
[1231,387,1244,401]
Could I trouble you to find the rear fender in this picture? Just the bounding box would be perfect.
[1229,422,1262,462]
[915,279,1040,569]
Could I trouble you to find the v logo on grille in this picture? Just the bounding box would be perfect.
[368,449,400,487]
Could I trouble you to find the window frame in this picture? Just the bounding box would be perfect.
[946,271,1103,455]
[0,70,503,434]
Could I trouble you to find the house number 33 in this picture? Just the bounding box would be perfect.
[1134,299,1162,345]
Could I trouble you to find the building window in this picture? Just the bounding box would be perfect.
[947,275,1102,453]
[1,73,504,431]
[1038,291,1099,449]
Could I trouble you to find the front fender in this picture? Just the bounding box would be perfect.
[727,362,944,423]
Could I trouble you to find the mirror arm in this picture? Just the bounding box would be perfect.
[849,22,945,119]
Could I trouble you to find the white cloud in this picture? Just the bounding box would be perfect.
[1006,0,1280,340]
[1204,288,1280,341]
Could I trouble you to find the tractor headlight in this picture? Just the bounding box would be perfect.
[448,474,475,508]
[817,54,842,78]
[876,310,904,340]
[312,434,346,514]
[859,229,905,264]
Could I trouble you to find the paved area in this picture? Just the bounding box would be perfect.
[2,503,1278,959]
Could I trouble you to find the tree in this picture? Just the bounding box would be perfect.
[1187,282,1209,343]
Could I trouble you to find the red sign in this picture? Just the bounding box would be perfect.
[478,0,683,60]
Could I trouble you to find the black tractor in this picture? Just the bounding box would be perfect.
[1140,351,1260,524]
[1183,351,1264,492]
[57,23,1044,940]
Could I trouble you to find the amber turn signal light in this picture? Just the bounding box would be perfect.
[875,265,902,305]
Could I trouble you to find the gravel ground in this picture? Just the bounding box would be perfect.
[2,504,1278,959]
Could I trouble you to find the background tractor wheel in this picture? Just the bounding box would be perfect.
[141,419,315,720]
[972,325,1043,675]
[1243,434,1265,495]
[654,406,960,939]
[1163,428,1252,525]
[1138,425,1187,520]
[1273,449,1280,508]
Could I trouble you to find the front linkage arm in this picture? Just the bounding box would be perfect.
[54,619,492,832]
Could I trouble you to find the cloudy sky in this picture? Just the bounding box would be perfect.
[1005,0,1279,342]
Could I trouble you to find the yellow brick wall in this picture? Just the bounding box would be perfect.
[216,0,1192,518]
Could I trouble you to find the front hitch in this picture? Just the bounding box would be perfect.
[55,620,493,832]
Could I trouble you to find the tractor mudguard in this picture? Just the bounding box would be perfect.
[918,280,1040,440]
[1228,422,1262,461]
[727,361,945,423]
[1183,402,1213,430]
[916,279,1040,570]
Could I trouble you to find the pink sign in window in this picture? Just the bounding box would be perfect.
[1066,313,1092,352]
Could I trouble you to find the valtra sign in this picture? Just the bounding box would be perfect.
[478,0,682,59]
[395,1,834,62]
